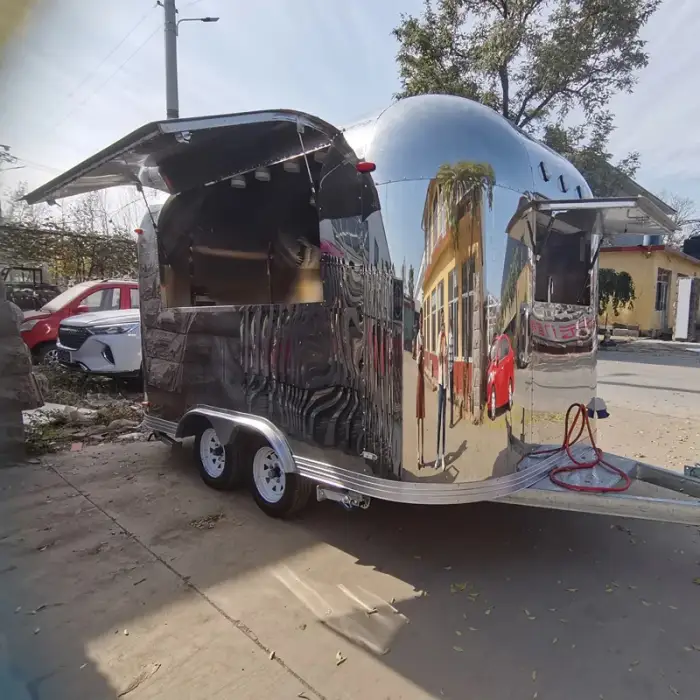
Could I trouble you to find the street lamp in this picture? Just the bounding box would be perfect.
[176,16,219,34]
[162,0,220,119]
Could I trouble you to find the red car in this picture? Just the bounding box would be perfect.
[20,279,139,364]
[486,334,515,420]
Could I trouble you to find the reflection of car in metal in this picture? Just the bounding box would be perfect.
[20,279,139,364]
[486,334,515,420]
[57,309,141,377]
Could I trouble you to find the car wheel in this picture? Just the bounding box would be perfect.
[194,424,245,491]
[508,380,514,410]
[37,342,59,367]
[489,388,497,421]
[248,440,313,518]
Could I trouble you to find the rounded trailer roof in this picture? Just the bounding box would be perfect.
[343,94,592,198]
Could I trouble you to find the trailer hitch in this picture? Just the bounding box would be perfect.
[316,486,371,511]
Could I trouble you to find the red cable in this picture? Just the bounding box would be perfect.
[527,403,632,493]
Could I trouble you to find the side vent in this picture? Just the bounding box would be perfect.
[558,174,568,193]
[539,161,550,182]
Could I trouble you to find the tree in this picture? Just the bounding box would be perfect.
[1,183,138,284]
[657,191,700,250]
[598,268,635,330]
[393,0,660,193]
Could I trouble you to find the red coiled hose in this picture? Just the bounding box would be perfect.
[528,403,632,493]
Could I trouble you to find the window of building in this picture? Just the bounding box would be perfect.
[461,259,474,359]
[437,280,445,339]
[448,268,458,350]
[430,288,437,353]
[655,268,671,311]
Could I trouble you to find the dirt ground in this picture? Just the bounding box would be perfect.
[2,438,700,700]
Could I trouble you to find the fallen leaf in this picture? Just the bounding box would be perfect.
[468,627,478,632]
[533,693,538,699]
[684,646,693,652]
[33,628,40,635]
[566,588,578,593]
[335,651,347,666]
[548,608,557,612]
[559,619,568,624]
[527,616,536,621]
[269,651,276,661]
[641,600,652,607]
[532,671,537,681]
[670,686,679,696]
[453,646,464,653]
[414,555,422,560]
[450,582,467,593]
[455,630,462,636]
[630,660,639,668]
[484,608,492,616]
[552,637,558,644]
[669,606,678,611]
[444,566,452,571]
[628,585,637,590]
[605,587,615,594]
[693,578,700,586]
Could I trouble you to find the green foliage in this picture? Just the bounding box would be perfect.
[598,267,635,318]
[435,160,495,249]
[1,184,137,282]
[393,0,659,193]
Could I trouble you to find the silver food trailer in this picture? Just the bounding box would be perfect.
[26,95,700,522]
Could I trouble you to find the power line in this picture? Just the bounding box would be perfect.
[46,24,162,136]
[59,4,158,108]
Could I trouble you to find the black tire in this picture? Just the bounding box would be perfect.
[246,438,314,518]
[193,423,245,491]
[36,342,58,366]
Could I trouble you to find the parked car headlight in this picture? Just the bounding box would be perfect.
[91,323,139,335]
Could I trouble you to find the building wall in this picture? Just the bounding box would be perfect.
[599,248,700,334]
[421,199,481,401]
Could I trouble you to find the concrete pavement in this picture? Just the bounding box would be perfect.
[2,441,700,699]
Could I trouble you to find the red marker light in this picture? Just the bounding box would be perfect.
[356,161,376,173]
[134,228,144,235]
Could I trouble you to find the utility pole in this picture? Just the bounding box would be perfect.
[160,0,219,120]
[163,0,179,119]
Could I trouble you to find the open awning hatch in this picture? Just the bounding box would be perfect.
[24,110,343,205]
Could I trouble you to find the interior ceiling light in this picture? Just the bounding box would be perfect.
[283,161,300,173]
[230,175,246,188]
[254,168,271,182]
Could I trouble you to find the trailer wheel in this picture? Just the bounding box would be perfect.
[194,424,245,491]
[248,441,313,518]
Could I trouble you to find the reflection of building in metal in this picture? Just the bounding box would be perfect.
[598,245,700,337]
[419,178,483,417]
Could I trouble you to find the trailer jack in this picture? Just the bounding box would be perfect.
[316,486,371,511]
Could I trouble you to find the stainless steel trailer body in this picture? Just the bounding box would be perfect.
[26,95,700,522]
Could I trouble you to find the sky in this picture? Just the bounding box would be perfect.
[0,0,698,222]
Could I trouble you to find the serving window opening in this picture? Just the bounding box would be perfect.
[533,207,597,307]
[157,152,327,308]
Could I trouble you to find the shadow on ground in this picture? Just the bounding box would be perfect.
[2,440,700,699]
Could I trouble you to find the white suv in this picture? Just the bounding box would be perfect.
[56,309,141,377]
